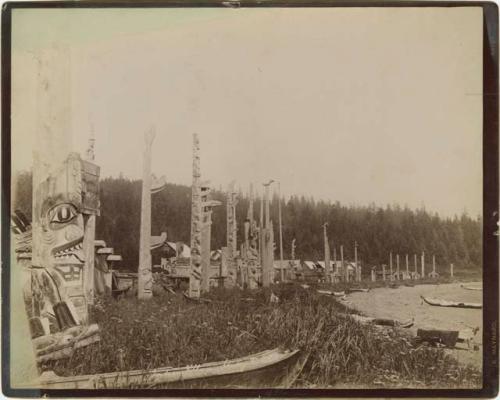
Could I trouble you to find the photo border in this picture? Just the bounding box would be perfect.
[1,1,498,397]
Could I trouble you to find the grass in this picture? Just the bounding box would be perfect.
[43,283,481,388]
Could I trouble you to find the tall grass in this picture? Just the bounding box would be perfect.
[44,284,480,388]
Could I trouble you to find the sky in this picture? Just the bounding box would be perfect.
[11,7,483,218]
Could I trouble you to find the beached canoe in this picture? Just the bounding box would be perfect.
[28,347,302,389]
[420,295,482,309]
[347,288,370,293]
[460,284,482,291]
[342,313,414,328]
[317,289,346,297]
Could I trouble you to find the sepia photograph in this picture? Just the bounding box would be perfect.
[2,2,498,396]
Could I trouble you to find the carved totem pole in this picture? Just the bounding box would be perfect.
[200,182,221,293]
[261,180,274,286]
[138,129,155,300]
[189,134,203,298]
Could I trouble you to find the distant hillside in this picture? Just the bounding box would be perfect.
[13,171,482,270]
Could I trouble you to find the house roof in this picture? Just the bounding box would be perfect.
[166,241,191,258]
[304,261,316,270]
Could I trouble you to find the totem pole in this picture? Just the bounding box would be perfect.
[262,180,274,286]
[200,183,221,293]
[82,129,100,306]
[278,182,285,282]
[323,223,331,282]
[15,48,100,384]
[226,182,239,285]
[137,129,155,300]
[189,134,203,298]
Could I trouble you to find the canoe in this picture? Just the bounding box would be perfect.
[27,347,302,389]
[317,289,345,297]
[342,313,414,328]
[420,295,482,309]
[460,284,482,291]
[347,288,370,293]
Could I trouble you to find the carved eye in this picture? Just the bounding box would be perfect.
[48,203,78,226]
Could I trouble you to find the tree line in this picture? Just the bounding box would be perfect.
[13,171,482,270]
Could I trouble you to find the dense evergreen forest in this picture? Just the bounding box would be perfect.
[13,171,482,271]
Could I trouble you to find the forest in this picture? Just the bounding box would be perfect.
[13,171,482,271]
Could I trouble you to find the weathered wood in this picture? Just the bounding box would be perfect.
[323,223,331,281]
[29,348,302,389]
[416,329,459,348]
[421,295,482,309]
[389,252,393,281]
[421,251,425,278]
[189,134,202,298]
[138,129,155,300]
[278,183,284,282]
[396,254,400,280]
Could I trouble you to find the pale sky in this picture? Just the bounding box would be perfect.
[11,7,483,217]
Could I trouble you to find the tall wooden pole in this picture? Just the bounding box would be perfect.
[396,254,400,280]
[414,253,418,275]
[405,254,409,277]
[323,223,330,282]
[340,245,345,281]
[278,182,284,281]
[262,180,274,286]
[421,251,425,278]
[188,133,202,298]
[200,184,221,293]
[138,128,155,300]
[354,241,359,282]
[432,254,436,273]
[450,263,454,278]
[389,251,393,281]
[83,130,98,306]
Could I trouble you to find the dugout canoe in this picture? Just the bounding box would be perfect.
[420,295,482,309]
[342,313,414,328]
[460,284,483,291]
[29,347,302,389]
[317,289,346,297]
[347,288,370,293]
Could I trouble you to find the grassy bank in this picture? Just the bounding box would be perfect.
[44,284,481,388]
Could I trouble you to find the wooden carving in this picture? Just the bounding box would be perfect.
[189,134,202,298]
[138,129,155,300]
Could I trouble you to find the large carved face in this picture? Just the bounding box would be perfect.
[40,196,84,267]
[33,153,84,270]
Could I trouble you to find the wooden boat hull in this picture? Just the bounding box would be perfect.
[30,348,302,389]
[421,295,482,309]
[347,288,370,293]
[317,289,345,297]
[343,313,414,328]
[460,284,482,291]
